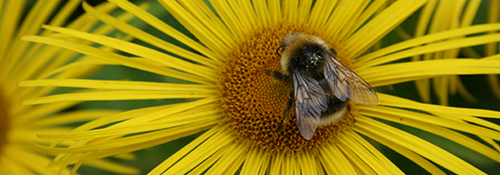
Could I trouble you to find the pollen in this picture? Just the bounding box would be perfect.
[218,22,355,153]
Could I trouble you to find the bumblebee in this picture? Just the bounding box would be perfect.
[261,33,378,140]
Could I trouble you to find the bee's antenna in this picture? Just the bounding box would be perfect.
[276,45,283,57]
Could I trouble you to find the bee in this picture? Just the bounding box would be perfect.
[261,33,378,140]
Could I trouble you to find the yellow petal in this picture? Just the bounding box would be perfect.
[22,90,216,105]
[20,79,212,91]
[81,1,219,69]
[356,116,484,174]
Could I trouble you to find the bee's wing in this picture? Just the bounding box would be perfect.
[292,70,328,140]
[324,54,378,106]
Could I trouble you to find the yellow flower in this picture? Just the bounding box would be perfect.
[0,1,138,174]
[485,0,500,99]
[21,0,500,174]
[397,0,500,105]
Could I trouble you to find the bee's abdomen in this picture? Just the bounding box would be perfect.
[318,79,348,126]
[318,94,348,126]
[322,95,347,116]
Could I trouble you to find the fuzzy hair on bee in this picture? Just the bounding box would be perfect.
[261,33,378,140]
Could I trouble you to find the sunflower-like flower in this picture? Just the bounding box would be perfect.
[0,1,138,174]
[21,0,500,174]
[396,0,500,105]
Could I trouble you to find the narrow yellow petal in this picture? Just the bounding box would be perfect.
[268,0,281,23]
[194,0,244,44]
[359,59,500,87]
[480,137,500,152]
[269,151,284,175]
[415,79,431,103]
[222,149,247,175]
[296,0,313,23]
[357,116,485,174]
[22,90,215,105]
[42,121,217,165]
[69,98,217,134]
[42,25,217,80]
[361,106,500,163]
[28,110,121,128]
[159,0,231,54]
[15,2,130,88]
[315,158,326,175]
[187,0,242,44]
[460,0,481,27]
[324,0,365,39]
[356,23,500,65]
[108,0,220,61]
[148,125,221,174]
[378,93,500,119]
[337,140,376,174]
[71,151,96,175]
[336,1,371,42]
[81,1,218,69]
[46,113,217,157]
[208,0,246,41]
[0,0,24,58]
[20,79,212,91]
[319,143,356,174]
[307,0,338,29]
[298,151,317,175]
[292,153,300,175]
[22,35,212,84]
[340,131,400,175]
[241,147,261,174]
[253,0,271,26]
[37,59,117,80]
[13,101,80,126]
[358,33,500,69]
[163,127,234,174]
[283,153,292,174]
[1,0,60,83]
[353,126,446,175]
[0,154,33,175]
[257,152,270,175]
[433,75,449,105]
[228,0,257,32]
[285,152,299,175]
[39,110,221,141]
[188,149,225,175]
[205,142,248,175]
[346,0,428,58]
[345,130,403,174]
[43,0,81,28]
[338,0,387,43]
[64,2,120,31]
[4,145,71,175]
[442,112,500,133]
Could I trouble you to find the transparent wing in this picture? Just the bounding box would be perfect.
[323,54,378,106]
[292,70,328,140]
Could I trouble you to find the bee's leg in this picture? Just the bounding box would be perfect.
[276,91,294,133]
[256,67,288,81]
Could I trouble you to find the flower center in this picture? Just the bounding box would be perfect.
[218,22,357,153]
